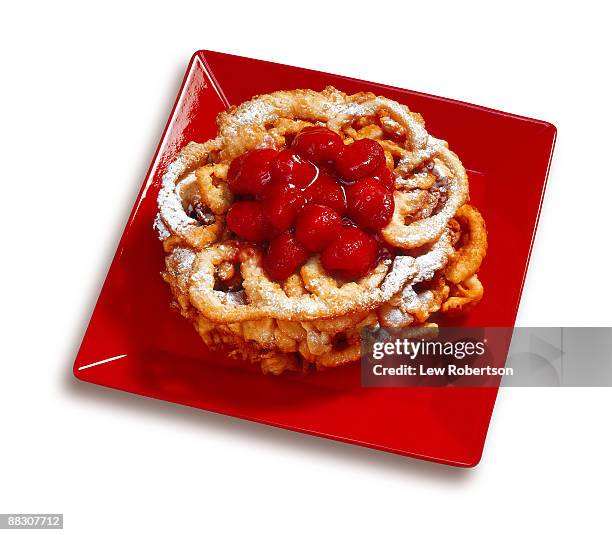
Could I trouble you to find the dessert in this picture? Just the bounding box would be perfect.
[155,87,487,374]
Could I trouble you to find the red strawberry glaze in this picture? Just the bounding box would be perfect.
[303,168,347,215]
[226,201,272,242]
[321,227,378,280]
[225,130,398,281]
[345,177,394,230]
[227,148,277,196]
[264,231,309,281]
[335,138,385,181]
[261,180,305,231]
[270,149,317,188]
[292,126,343,164]
[371,164,395,190]
[295,204,342,252]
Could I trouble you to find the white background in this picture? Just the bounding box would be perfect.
[1,1,611,533]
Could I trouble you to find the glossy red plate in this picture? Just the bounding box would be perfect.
[73,50,556,467]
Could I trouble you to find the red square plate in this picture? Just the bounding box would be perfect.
[73,50,556,467]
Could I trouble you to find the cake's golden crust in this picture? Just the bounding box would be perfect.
[155,87,487,374]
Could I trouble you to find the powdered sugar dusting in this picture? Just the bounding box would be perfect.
[414,229,452,283]
[380,256,418,296]
[154,214,170,240]
[156,156,201,238]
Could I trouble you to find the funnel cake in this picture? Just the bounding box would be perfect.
[155,87,487,374]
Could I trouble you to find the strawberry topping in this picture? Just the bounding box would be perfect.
[270,149,317,188]
[261,180,305,231]
[292,126,343,164]
[335,138,385,181]
[295,204,342,252]
[224,128,397,280]
[226,201,272,242]
[227,148,277,196]
[345,177,394,230]
[264,231,309,280]
[321,227,378,280]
